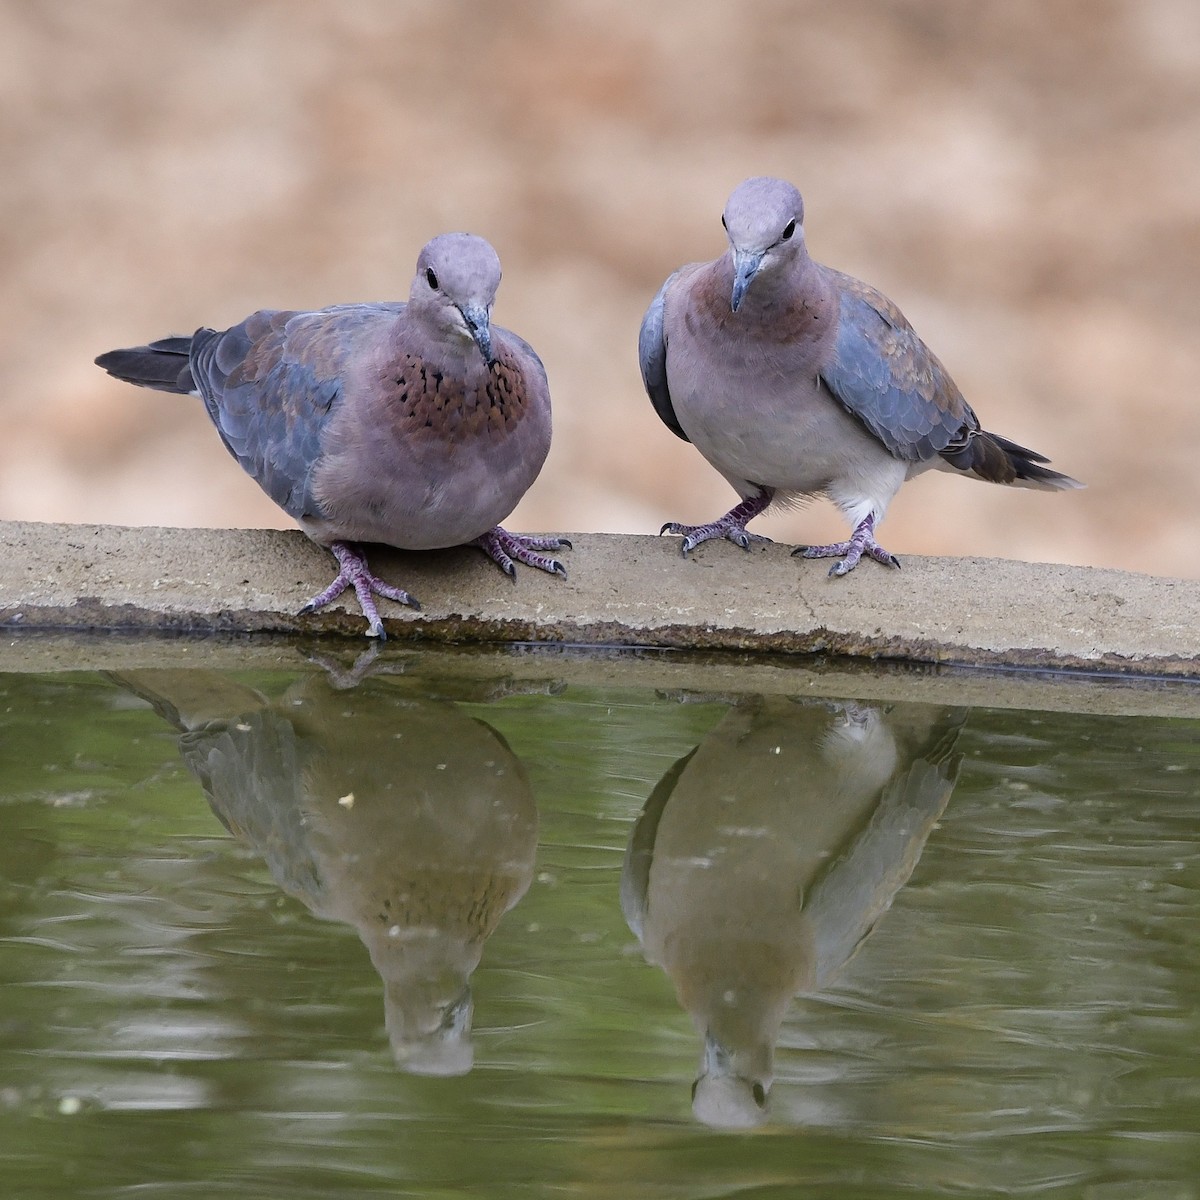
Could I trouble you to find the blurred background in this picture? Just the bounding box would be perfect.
[2,0,1198,576]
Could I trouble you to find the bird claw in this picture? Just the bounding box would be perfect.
[659,492,774,556]
[791,519,900,576]
[666,521,770,556]
[300,541,420,639]
[473,528,571,580]
[729,529,770,551]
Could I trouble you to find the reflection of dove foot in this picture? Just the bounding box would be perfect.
[303,641,386,689]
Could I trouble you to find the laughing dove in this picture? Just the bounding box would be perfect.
[639,177,1082,574]
[116,669,538,1076]
[621,696,964,1128]
[97,233,567,637]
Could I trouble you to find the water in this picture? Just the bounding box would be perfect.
[1,649,1198,1198]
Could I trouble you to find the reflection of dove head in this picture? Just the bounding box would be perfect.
[367,930,477,1076]
[676,922,816,1129]
[692,1030,770,1129]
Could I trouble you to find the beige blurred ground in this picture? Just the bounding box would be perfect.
[2,0,1198,577]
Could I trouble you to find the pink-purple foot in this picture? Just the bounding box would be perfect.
[473,527,571,579]
[791,515,900,577]
[660,489,774,556]
[299,541,421,639]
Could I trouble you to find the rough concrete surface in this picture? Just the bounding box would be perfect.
[2,522,1197,684]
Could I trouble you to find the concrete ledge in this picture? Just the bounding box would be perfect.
[1,520,1198,679]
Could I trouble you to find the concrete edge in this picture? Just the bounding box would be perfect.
[1,521,1197,713]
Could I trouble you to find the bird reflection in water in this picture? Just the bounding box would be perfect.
[117,669,538,1076]
[621,696,964,1128]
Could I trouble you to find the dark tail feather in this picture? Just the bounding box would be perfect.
[940,430,1083,491]
[95,335,196,394]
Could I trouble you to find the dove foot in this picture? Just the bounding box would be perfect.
[660,489,774,556]
[792,515,900,576]
[474,528,572,579]
[300,541,421,639]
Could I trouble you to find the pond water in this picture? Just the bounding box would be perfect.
[1,650,1198,1198]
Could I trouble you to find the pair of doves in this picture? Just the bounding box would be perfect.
[97,176,1080,638]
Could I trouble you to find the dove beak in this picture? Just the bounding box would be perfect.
[730,249,764,312]
[702,1029,733,1078]
[460,305,495,365]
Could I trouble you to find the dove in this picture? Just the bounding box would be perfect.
[638,176,1081,575]
[621,696,964,1128]
[97,233,566,636]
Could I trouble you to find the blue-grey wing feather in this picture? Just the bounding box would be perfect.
[190,304,402,519]
[819,270,976,462]
[638,274,690,443]
[179,710,326,907]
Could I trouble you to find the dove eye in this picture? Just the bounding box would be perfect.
[425,268,439,289]
[781,220,796,241]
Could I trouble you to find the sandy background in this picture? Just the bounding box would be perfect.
[3,0,1198,577]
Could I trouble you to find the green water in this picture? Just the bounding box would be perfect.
[1,656,1198,1198]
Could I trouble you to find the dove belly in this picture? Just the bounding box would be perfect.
[306,420,550,550]
[671,362,899,500]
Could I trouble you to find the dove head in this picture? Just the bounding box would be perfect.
[722,177,807,312]
[411,232,502,364]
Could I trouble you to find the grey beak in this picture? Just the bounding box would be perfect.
[730,249,764,312]
[703,1029,732,1077]
[461,304,495,365]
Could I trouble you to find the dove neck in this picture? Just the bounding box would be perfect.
[703,251,835,351]
[743,247,823,312]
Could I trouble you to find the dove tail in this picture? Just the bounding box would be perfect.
[940,430,1083,492]
[95,335,196,394]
